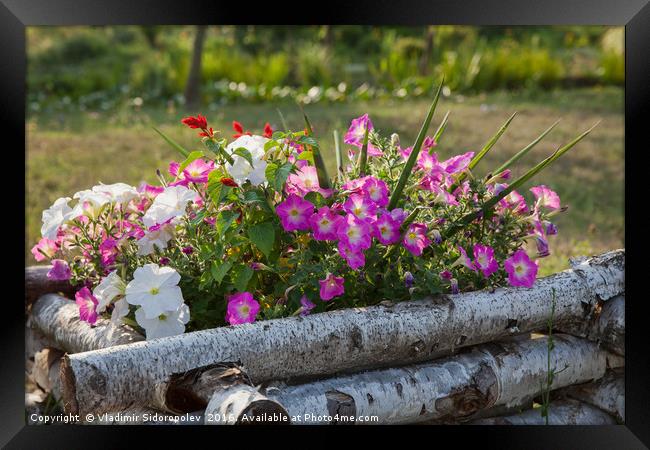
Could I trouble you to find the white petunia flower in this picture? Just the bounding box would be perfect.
[125,264,184,319]
[136,222,175,256]
[225,135,269,186]
[71,189,112,219]
[41,197,72,240]
[92,182,139,205]
[142,185,196,228]
[135,303,190,340]
[94,270,127,313]
[111,298,130,325]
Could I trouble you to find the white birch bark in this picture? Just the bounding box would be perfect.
[25,265,76,310]
[204,385,290,425]
[32,348,64,399]
[559,295,624,355]
[30,294,143,354]
[560,369,624,422]
[61,250,624,416]
[470,399,616,425]
[261,334,619,424]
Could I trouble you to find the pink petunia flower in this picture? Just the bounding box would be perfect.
[226,292,260,325]
[286,165,334,198]
[343,193,377,222]
[309,206,343,241]
[504,249,538,288]
[31,237,58,262]
[372,213,401,245]
[75,287,98,325]
[452,246,478,272]
[497,187,529,214]
[530,185,561,211]
[473,244,499,278]
[338,241,366,270]
[441,152,474,174]
[276,194,314,232]
[402,223,431,256]
[362,177,389,207]
[182,159,215,184]
[336,213,372,252]
[99,238,118,267]
[299,295,316,316]
[47,259,71,281]
[319,273,345,301]
[416,151,439,173]
[344,114,383,156]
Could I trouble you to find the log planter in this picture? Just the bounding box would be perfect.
[25,249,625,425]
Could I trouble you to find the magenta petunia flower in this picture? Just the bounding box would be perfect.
[286,165,334,198]
[299,295,316,316]
[416,151,439,173]
[452,246,478,272]
[402,223,431,256]
[75,287,98,325]
[504,249,538,288]
[226,292,260,325]
[343,193,377,222]
[441,151,474,174]
[341,176,368,193]
[362,177,389,207]
[497,187,529,214]
[373,213,401,245]
[99,238,118,267]
[309,206,343,241]
[31,237,58,262]
[439,270,453,280]
[473,244,499,278]
[530,185,561,211]
[319,273,345,301]
[47,259,71,281]
[182,159,215,184]
[336,213,372,252]
[344,114,383,157]
[338,241,366,270]
[276,194,314,232]
[390,208,408,224]
[535,235,550,258]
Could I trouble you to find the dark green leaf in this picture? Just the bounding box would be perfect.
[216,210,240,237]
[232,264,254,291]
[233,147,254,167]
[248,221,276,258]
[211,260,232,284]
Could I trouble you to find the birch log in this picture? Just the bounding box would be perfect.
[470,399,616,425]
[25,266,76,310]
[559,295,624,355]
[560,370,624,422]
[61,250,624,416]
[32,348,64,399]
[31,294,143,354]
[261,334,619,424]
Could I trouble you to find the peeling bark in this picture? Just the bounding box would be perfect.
[31,294,143,354]
[262,335,615,424]
[559,369,624,422]
[559,295,624,355]
[61,250,624,416]
[25,266,76,311]
[204,384,290,425]
[32,348,64,399]
[470,399,616,425]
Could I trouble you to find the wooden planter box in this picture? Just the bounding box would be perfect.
[25,249,625,425]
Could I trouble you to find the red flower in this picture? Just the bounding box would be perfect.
[220,177,239,187]
[181,114,208,130]
[232,121,252,138]
[199,127,214,138]
[263,122,273,138]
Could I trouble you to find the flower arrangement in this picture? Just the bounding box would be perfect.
[31,81,595,340]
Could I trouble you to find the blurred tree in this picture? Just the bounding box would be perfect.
[141,26,161,49]
[184,25,207,110]
[419,25,435,75]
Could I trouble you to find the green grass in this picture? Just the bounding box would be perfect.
[26,87,623,276]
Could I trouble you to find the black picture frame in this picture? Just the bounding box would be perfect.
[4,0,647,447]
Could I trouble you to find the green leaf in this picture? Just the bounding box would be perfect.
[153,127,190,158]
[357,126,370,176]
[432,110,450,146]
[232,264,254,291]
[178,151,204,174]
[491,119,561,176]
[233,147,254,167]
[297,151,315,164]
[216,210,240,237]
[207,170,232,206]
[333,129,343,175]
[248,221,275,257]
[388,76,444,210]
[266,162,294,192]
[304,191,326,208]
[301,109,332,190]
[211,260,232,284]
[444,122,598,238]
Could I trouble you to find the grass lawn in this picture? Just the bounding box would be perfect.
[26,87,624,276]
